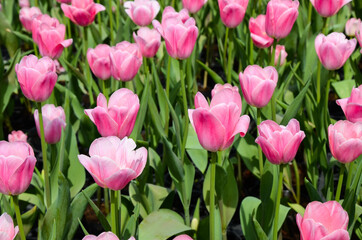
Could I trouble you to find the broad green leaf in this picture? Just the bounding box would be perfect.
[288,203,305,216]
[305,178,323,202]
[234,135,260,178]
[162,137,184,183]
[331,80,356,99]
[197,60,223,84]
[240,197,261,240]
[186,126,207,174]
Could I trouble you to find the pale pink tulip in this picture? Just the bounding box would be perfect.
[8,130,27,143]
[19,0,30,8]
[15,55,57,102]
[78,136,147,190]
[174,235,193,240]
[315,32,356,70]
[87,44,112,80]
[255,119,305,164]
[272,45,288,66]
[336,85,362,123]
[296,201,349,240]
[153,7,198,59]
[311,0,351,17]
[328,121,362,163]
[19,7,42,32]
[61,0,105,26]
[182,0,207,13]
[32,14,60,45]
[218,0,249,28]
[82,232,119,240]
[133,27,161,58]
[249,14,274,48]
[189,84,250,152]
[345,18,361,37]
[239,65,278,108]
[356,25,362,53]
[0,213,19,240]
[124,0,160,26]
[265,0,299,39]
[85,89,140,139]
[0,141,36,195]
[109,41,142,81]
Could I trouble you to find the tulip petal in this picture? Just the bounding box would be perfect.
[104,168,137,191]
[319,42,343,70]
[255,136,281,164]
[320,230,350,240]
[7,156,36,195]
[335,138,362,163]
[91,107,118,137]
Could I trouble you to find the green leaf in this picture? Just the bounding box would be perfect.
[186,126,208,174]
[252,211,268,240]
[162,137,184,183]
[331,80,356,99]
[123,203,140,239]
[196,60,223,84]
[305,178,323,202]
[234,135,260,178]
[240,197,261,240]
[288,203,305,216]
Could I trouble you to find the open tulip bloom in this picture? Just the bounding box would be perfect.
[336,85,362,123]
[124,0,160,26]
[0,213,19,240]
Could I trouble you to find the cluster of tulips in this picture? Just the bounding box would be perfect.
[0,0,361,239]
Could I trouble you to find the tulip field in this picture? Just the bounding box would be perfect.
[1,0,362,239]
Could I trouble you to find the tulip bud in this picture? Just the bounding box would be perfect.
[133,27,161,58]
[124,0,160,26]
[218,0,249,28]
[61,0,105,26]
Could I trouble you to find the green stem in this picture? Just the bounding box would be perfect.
[109,0,114,45]
[35,0,39,7]
[164,56,171,135]
[307,2,312,24]
[97,0,102,37]
[13,195,26,240]
[249,35,254,65]
[104,188,109,214]
[83,27,94,105]
[270,40,277,66]
[257,108,264,176]
[102,80,110,101]
[292,160,300,204]
[223,28,229,72]
[110,190,119,237]
[345,162,354,193]
[181,182,190,226]
[210,152,217,240]
[180,60,188,164]
[37,102,51,208]
[335,165,345,202]
[271,94,276,122]
[273,164,285,240]
[227,29,233,84]
[33,42,39,58]
[116,0,120,31]
[322,17,329,35]
[316,61,322,103]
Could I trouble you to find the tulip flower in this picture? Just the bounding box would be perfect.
[239,65,278,108]
[61,0,106,26]
[345,18,361,37]
[265,0,299,39]
[189,84,250,152]
[328,121,362,163]
[310,0,351,18]
[124,0,160,26]
[85,89,140,139]
[315,32,356,70]
[0,141,36,195]
[296,201,349,240]
[174,235,193,240]
[218,0,249,28]
[109,41,143,81]
[182,0,207,14]
[356,26,362,53]
[0,213,19,240]
[82,232,119,240]
[19,7,41,32]
[19,0,29,8]
[78,136,147,190]
[8,130,27,143]
[34,104,66,144]
[133,27,161,58]
[272,45,288,66]
[255,119,305,164]
[57,0,71,3]
[336,85,362,123]
[249,14,274,48]
[32,14,60,45]
[153,7,198,59]
[87,44,112,80]
[15,55,58,102]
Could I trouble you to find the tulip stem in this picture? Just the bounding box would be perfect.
[37,102,51,208]
[83,26,94,105]
[249,35,254,65]
[108,0,114,45]
[110,189,120,237]
[35,0,38,7]
[257,108,264,176]
[97,0,102,37]
[345,162,354,193]
[210,152,217,240]
[164,56,171,135]
[227,29,233,84]
[12,195,26,240]
[335,165,345,202]
[116,0,120,31]
[180,60,189,164]
[307,2,312,25]
[33,42,39,58]
[270,40,277,67]
[223,27,229,73]
[292,160,300,204]
[273,164,285,240]
[316,61,322,103]
[104,188,109,214]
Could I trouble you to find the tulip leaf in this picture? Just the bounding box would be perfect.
[252,211,268,240]
[186,125,208,173]
[22,206,38,237]
[197,60,224,84]
[123,203,140,239]
[234,134,260,178]
[288,203,305,216]
[331,79,356,99]
[240,197,261,240]
[162,136,185,183]
[77,218,89,236]
[304,178,323,202]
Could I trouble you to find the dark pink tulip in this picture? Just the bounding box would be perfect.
[34,104,66,144]
[356,25,362,53]
[32,14,60,45]
[255,119,305,164]
[272,45,288,66]
[328,121,362,163]
[153,7,198,59]
[78,136,147,191]
[8,130,27,143]
[19,0,30,8]
[0,141,36,195]
[218,0,249,28]
[189,84,250,152]
[337,85,362,123]
[83,232,119,240]
[182,0,207,13]
[85,89,140,139]
[57,0,71,3]
[174,235,193,240]
[345,18,361,37]
[133,27,161,58]
[15,55,57,102]
[0,213,19,239]
[110,41,143,81]
[249,14,274,48]
[19,7,42,32]
[265,0,299,39]
[296,201,349,240]
[315,32,356,70]
[124,0,160,26]
[239,65,278,108]
[61,0,106,26]
[87,44,112,80]
[310,0,351,18]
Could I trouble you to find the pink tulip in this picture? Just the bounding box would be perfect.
[174,235,193,240]
[272,45,288,66]
[328,121,362,163]
[356,25,362,53]
[54,59,65,74]
[0,141,36,195]
[61,0,106,26]
[34,104,66,144]
[83,232,119,240]
[133,27,161,58]
[0,213,19,240]
[189,83,250,152]
[15,55,57,102]
[336,85,362,123]
[345,18,361,37]
[218,0,249,28]
[19,7,42,32]
[124,0,160,26]
[255,119,305,164]
[182,0,207,14]
[153,7,198,59]
[265,0,299,39]
[109,41,143,81]
[87,44,112,80]
[296,201,349,240]
[239,65,278,108]
[249,15,274,48]
[85,89,140,139]
[32,14,60,45]
[19,0,30,8]
[8,130,27,143]
[57,0,71,3]
[78,136,147,190]
[310,0,351,18]
[315,32,356,70]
